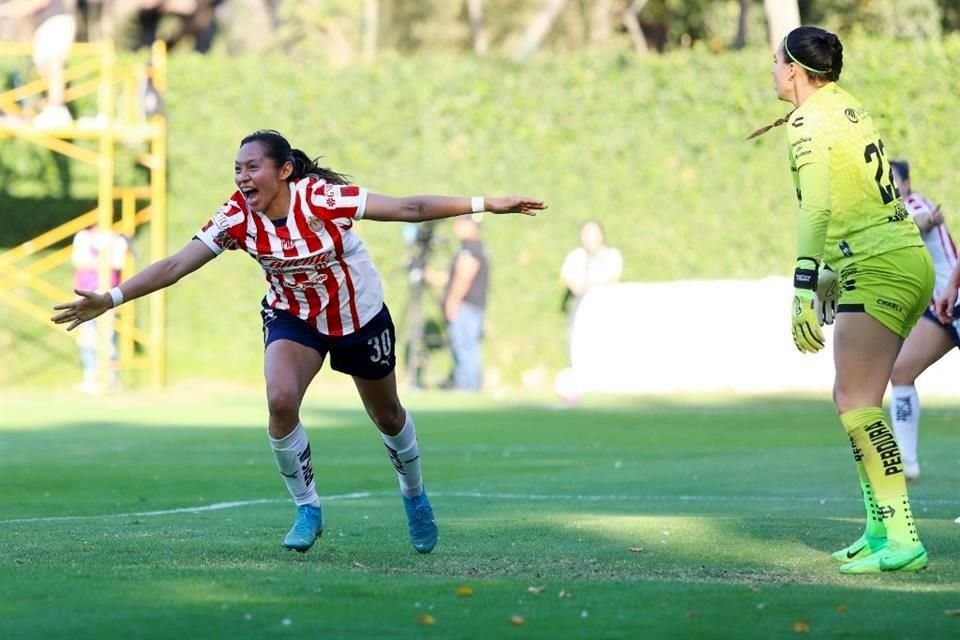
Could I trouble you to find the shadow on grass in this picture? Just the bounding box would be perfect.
[1,397,958,591]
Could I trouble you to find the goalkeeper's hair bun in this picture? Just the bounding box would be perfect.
[784,26,843,83]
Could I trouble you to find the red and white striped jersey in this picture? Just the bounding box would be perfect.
[904,192,958,301]
[196,176,383,336]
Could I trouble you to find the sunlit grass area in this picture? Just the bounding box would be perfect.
[1,389,959,639]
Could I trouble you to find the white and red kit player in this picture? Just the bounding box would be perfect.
[53,129,546,554]
[195,176,383,337]
[887,160,958,482]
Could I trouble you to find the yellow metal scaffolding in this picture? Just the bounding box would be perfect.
[0,40,168,388]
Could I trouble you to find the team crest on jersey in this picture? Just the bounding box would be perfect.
[213,229,235,250]
[306,214,324,233]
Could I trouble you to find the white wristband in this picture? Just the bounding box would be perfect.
[108,286,124,308]
[470,196,485,213]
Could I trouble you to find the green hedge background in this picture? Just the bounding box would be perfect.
[2,36,958,388]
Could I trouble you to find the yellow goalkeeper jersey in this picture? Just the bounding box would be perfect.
[787,83,922,272]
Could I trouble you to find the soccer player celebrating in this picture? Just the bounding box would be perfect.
[52,129,546,554]
[887,160,958,483]
[751,27,932,573]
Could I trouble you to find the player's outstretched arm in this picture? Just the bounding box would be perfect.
[51,239,217,331]
[362,194,546,223]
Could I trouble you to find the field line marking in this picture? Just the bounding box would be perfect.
[431,491,960,506]
[3,491,958,525]
[0,491,372,525]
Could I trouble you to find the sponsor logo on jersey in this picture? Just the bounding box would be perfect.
[791,116,805,127]
[281,238,296,251]
[844,107,866,123]
[259,254,332,274]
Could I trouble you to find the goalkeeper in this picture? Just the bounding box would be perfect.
[751,26,933,573]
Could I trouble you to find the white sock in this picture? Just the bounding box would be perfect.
[890,385,920,467]
[381,411,423,499]
[269,422,320,507]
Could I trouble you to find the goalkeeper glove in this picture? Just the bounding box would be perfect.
[792,259,826,354]
[815,265,838,326]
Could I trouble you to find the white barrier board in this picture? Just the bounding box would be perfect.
[569,278,960,395]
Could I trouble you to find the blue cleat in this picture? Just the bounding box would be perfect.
[403,491,438,554]
[282,504,323,552]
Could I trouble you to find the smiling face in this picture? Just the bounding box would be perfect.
[234,141,292,215]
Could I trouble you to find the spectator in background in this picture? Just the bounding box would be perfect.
[19,0,76,128]
[887,160,958,483]
[437,215,489,391]
[135,0,221,54]
[71,226,128,393]
[560,220,623,352]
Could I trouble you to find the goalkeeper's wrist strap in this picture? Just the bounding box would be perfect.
[793,256,820,290]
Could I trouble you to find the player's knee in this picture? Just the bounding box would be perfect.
[889,360,917,386]
[267,387,301,423]
[368,402,405,433]
[833,386,880,414]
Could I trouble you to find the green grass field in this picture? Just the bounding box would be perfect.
[1,388,959,639]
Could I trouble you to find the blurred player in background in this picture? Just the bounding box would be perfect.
[70,225,128,393]
[555,220,622,404]
[932,256,960,526]
[560,220,623,355]
[886,160,958,483]
[440,215,489,392]
[935,258,960,328]
[752,26,932,573]
[52,129,545,555]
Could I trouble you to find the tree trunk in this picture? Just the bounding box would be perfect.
[622,0,648,54]
[589,0,612,46]
[466,0,488,56]
[731,0,749,50]
[514,0,568,61]
[763,0,801,51]
[363,0,379,61]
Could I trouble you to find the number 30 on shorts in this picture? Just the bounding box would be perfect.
[367,329,393,363]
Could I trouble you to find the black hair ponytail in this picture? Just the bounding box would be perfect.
[240,129,351,185]
[288,148,351,185]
